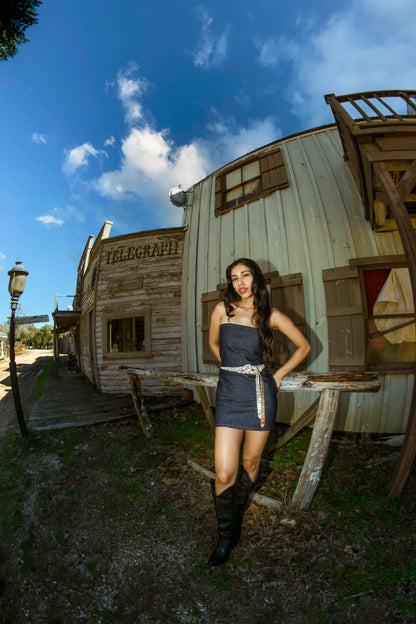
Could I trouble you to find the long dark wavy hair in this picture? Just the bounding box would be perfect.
[224,258,273,354]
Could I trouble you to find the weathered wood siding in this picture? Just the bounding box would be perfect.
[78,226,185,396]
[182,126,413,433]
[78,224,110,387]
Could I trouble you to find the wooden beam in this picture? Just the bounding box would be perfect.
[291,389,340,510]
[373,164,416,264]
[366,151,416,163]
[397,160,416,198]
[324,94,362,132]
[194,384,215,429]
[372,163,416,496]
[389,389,416,496]
[274,396,320,450]
[123,368,381,394]
[127,372,153,438]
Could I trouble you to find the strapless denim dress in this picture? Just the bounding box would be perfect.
[214,323,278,431]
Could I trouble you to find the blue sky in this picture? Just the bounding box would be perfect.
[1,0,415,324]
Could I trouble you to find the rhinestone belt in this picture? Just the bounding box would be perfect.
[220,364,266,427]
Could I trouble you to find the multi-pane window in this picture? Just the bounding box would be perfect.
[223,161,263,211]
[103,308,151,358]
[215,148,289,216]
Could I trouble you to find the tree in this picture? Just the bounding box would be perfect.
[0,0,42,61]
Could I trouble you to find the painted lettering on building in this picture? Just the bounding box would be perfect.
[107,276,144,293]
[104,239,183,264]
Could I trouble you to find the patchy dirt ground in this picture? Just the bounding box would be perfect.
[0,359,415,623]
[0,350,53,437]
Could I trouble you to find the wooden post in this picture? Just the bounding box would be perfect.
[194,384,215,429]
[389,389,416,496]
[127,372,153,439]
[291,389,340,510]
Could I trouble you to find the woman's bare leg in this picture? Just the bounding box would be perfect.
[241,429,271,482]
[214,426,244,494]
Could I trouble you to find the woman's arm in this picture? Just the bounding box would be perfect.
[208,302,225,364]
[270,308,311,389]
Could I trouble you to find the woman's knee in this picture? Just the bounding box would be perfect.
[215,466,237,488]
[242,456,261,476]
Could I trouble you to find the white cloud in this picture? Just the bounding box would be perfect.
[37,205,86,227]
[193,7,230,69]
[104,136,116,147]
[63,142,105,175]
[93,113,281,225]
[71,64,281,228]
[36,214,64,226]
[94,125,209,224]
[32,133,47,144]
[258,0,416,128]
[109,63,149,124]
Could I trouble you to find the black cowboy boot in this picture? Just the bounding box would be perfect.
[232,466,256,548]
[208,479,236,566]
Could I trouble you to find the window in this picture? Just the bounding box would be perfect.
[215,148,289,216]
[364,267,416,368]
[103,308,151,358]
[322,257,416,371]
[201,272,307,369]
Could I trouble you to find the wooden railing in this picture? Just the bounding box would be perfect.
[325,90,416,126]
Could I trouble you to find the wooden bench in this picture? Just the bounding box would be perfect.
[123,368,380,510]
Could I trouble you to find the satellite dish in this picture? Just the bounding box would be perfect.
[169,185,187,207]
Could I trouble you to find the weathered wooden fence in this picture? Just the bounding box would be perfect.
[123,368,380,510]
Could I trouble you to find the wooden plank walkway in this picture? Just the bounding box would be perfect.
[29,362,135,431]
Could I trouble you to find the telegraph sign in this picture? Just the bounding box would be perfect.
[14,315,49,325]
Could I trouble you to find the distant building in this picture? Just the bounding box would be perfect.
[54,223,185,396]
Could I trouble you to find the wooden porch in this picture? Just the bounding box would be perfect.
[29,358,136,430]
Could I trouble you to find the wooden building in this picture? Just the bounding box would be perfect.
[54,222,185,396]
[181,90,416,444]
[53,89,416,496]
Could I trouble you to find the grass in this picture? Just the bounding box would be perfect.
[22,359,55,418]
[0,390,415,623]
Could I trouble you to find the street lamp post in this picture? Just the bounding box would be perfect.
[8,260,29,437]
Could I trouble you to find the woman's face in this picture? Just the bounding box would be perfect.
[230,263,254,300]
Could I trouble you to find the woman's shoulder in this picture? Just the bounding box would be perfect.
[211,300,227,323]
[214,300,226,314]
[269,306,285,329]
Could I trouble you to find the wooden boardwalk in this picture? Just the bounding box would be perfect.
[29,360,135,431]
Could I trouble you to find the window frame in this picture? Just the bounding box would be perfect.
[102,307,152,359]
[214,147,289,217]
[323,255,416,372]
[354,256,416,372]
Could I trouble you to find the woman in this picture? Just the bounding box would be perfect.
[208,258,310,566]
